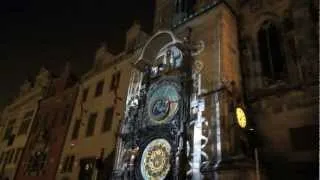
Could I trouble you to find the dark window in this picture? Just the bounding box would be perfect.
[61,155,75,173]
[110,71,121,91]
[8,149,15,164]
[290,125,317,151]
[67,156,75,172]
[13,148,22,163]
[4,119,15,140]
[47,83,56,97]
[4,152,9,164]
[61,156,69,173]
[82,88,89,102]
[86,113,97,137]
[258,21,286,82]
[0,152,4,164]
[95,80,104,97]
[52,111,58,128]
[7,134,15,146]
[71,120,81,140]
[62,105,70,125]
[18,111,33,135]
[4,127,13,140]
[186,0,196,14]
[18,119,31,135]
[102,107,114,133]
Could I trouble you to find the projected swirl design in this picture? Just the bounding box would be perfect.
[147,84,179,124]
[140,139,171,180]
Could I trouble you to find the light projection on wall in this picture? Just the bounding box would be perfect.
[140,138,171,180]
[147,83,180,124]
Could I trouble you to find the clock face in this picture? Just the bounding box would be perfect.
[147,84,180,124]
[140,139,171,180]
[236,107,247,128]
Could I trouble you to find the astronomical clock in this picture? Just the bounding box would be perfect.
[113,29,256,180]
[113,31,191,180]
[135,75,186,180]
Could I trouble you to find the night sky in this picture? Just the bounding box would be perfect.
[0,0,154,109]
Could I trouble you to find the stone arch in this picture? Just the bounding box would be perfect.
[253,12,281,36]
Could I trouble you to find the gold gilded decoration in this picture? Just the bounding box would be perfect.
[140,139,171,180]
[236,107,247,128]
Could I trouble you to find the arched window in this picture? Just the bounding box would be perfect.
[258,21,287,82]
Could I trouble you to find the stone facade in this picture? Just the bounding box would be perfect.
[112,0,318,179]
[238,0,318,179]
[0,67,50,180]
[56,23,148,180]
[14,63,78,180]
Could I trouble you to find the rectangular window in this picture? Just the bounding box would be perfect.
[61,156,69,173]
[290,125,317,151]
[102,107,114,133]
[4,119,15,140]
[62,105,70,126]
[8,149,15,164]
[82,88,89,102]
[110,71,121,91]
[4,151,10,164]
[71,119,81,140]
[24,111,34,118]
[67,155,75,172]
[18,120,30,135]
[95,80,104,97]
[51,111,58,128]
[18,111,33,135]
[0,152,4,164]
[13,148,22,163]
[86,113,97,137]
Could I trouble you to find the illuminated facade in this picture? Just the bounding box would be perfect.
[113,1,257,179]
[113,0,318,180]
[15,63,78,180]
[56,23,149,180]
[0,0,316,179]
[0,67,50,180]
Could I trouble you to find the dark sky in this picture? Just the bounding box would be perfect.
[0,0,154,109]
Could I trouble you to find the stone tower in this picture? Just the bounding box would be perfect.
[113,0,318,179]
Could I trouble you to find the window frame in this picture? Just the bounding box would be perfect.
[101,107,114,133]
[82,88,89,102]
[257,20,288,82]
[71,119,81,140]
[86,113,97,137]
[95,80,105,97]
[110,71,121,91]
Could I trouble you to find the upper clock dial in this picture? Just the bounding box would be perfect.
[147,84,180,124]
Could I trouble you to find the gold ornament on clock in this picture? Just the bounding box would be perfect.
[236,107,247,128]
